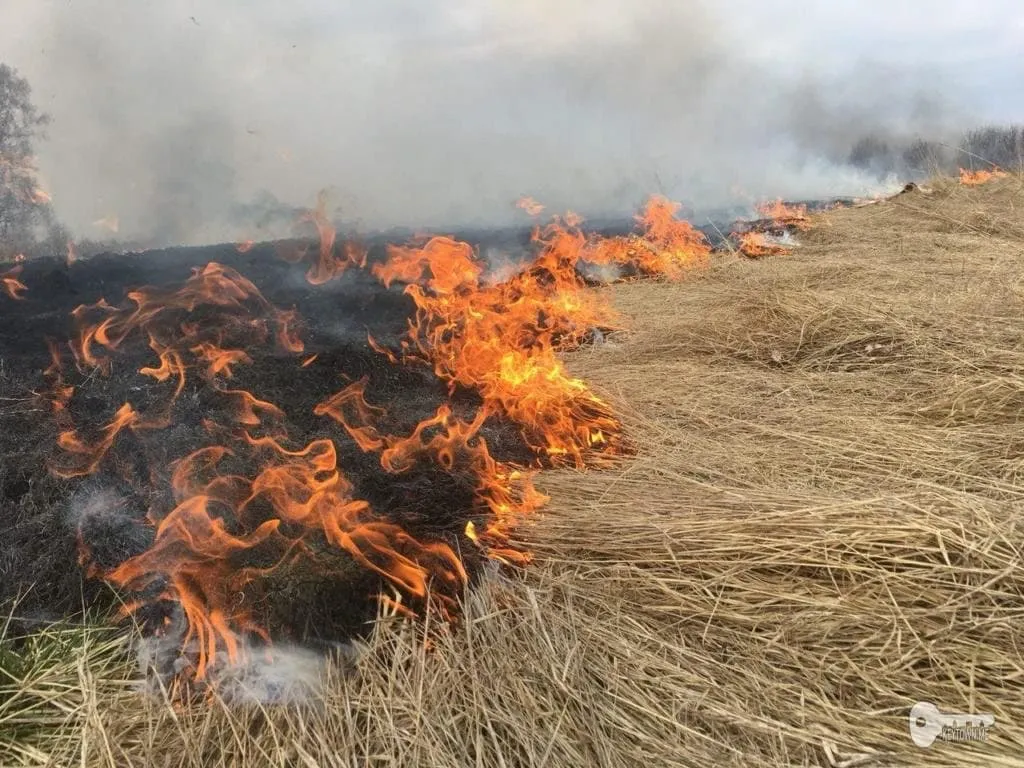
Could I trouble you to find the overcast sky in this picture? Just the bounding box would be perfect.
[3,0,1022,244]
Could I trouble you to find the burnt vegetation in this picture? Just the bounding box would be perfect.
[0,243,529,646]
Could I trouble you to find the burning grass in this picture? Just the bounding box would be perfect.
[1,195,711,692]
[959,167,1009,186]
[3,172,1024,766]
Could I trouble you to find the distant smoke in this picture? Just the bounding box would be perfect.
[1,0,1012,247]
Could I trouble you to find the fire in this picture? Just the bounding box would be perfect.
[66,240,78,266]
[374,225,620,467]
[586,196,711,279]
[42,192,782,687]
[54,402,140,478]
[68,261,303,375]
[41,339,74,426]
[959,167,1008,186]
[236,239,255,253]
[736,231,790,258]
[315,379,546,565]
[104,432,470,680]
[1,265,27,300]
[755,199,811,230]
[516,196,545,216]
[298,190,367,284]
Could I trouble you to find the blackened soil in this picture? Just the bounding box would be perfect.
[0,236,534,647]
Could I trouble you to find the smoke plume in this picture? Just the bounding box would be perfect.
[2,0,1013,246]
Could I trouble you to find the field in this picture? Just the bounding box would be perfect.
[2,174,1024,767]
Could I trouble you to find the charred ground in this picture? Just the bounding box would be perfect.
[0,207,810,656]
[0,233,545,647]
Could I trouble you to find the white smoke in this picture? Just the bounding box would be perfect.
[1,0,1018,246]
[135,607,362,704]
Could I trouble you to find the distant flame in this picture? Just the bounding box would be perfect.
[959,167,1008,186]
[516,196,545,216]
[755,199,810,230]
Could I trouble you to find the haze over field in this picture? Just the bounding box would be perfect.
[3,0,1023,244]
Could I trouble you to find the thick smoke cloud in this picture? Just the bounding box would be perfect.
[2,0,1019,246]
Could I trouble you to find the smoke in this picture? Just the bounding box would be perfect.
[134,608,358,704]
[67,486,152,570]
[2,0,1014,246]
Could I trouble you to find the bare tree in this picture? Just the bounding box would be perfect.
[0,63,64,258]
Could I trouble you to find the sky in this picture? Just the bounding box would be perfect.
[2,0,1022,245]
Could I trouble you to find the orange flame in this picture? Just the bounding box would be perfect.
[959,167,1008,186]
[190,342,253,380]
[315,378,545,564]
[736,231,790,258]
[586,196,712,279]
[54,402,140,478]
[69,262,303,376]
[516,196,545,216]
[102,428,471,679]
[755,199,811,230]
[1,265,27,299]
[41,338,75,427]
[298,191,366,284]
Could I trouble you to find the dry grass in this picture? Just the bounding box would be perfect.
[3,174,1024,767]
